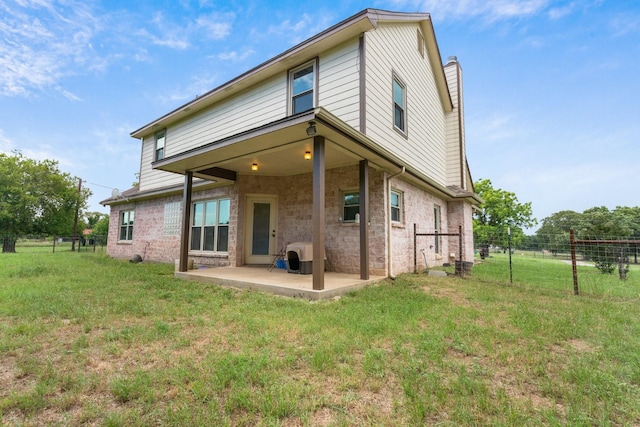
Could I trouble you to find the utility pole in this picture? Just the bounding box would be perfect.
[71,178,82,252]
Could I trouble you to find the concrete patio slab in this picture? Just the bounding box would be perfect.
[175,266,387,300]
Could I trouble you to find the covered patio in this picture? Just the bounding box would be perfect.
[174,266,387,301]
[152,108,413,290]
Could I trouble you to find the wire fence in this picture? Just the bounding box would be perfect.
[2,235,107,254]
[469,232,640,298]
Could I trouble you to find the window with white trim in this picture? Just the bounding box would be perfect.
[393,75,407,134]
[290,61,316,115]
[155,129,165,161]
[119,210,134,241]
[390,190,402,223]
[434,205,442,254]
[190,198,230,252]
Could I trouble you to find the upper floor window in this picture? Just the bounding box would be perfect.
[390,190,402,223]
[290,61,316,115]
[120,210,134,241]
[155,129,166,161]
[393,75,407,134]
[190,198,230,252]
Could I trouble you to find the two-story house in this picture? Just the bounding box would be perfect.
[103,8,481,290]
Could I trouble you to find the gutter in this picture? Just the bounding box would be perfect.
[387,166,405,279]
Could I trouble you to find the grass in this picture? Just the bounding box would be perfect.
[1,252,639,425]
[465,251,640,298]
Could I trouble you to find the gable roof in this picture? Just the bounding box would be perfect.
[130,8,452,139]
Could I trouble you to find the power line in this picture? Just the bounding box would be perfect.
[88,182,115,190]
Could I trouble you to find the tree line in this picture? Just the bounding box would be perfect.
[0,152,108,253]
[473,178,639,276]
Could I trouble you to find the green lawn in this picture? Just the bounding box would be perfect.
[470,252,640,298]
[1,252,639,426]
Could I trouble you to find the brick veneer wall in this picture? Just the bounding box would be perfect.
[107,196,182,262]
[447,201,475,263]
[237,166,387,275]
[107,166,474,275]
[107,185,238,267]
[387,176,452,274]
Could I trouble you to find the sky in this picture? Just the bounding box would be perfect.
[1,0,638,231]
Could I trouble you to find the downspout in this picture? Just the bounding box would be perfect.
[387,166,405,279]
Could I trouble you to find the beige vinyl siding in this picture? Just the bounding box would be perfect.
[365,22,447,185]
[139,42,362,192]
[139,75,287,191]
[318,39,361,129]
[444,62,466,189]
[169,75,286,154]
[139,134,183,190]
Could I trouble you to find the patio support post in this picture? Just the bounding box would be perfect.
[178,171,193,272]
[312,136,325,290]
[359,159,369,280]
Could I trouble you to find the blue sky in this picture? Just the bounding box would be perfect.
[1,0,638,231]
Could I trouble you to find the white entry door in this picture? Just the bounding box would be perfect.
[244,195,277,264]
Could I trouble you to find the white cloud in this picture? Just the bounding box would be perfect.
[548,3,575,19]
[0,129,16,153]
[216,48,256,62]
[0,0,105,97]
[392,0,551,23]
[196,12,234,40]
[262,13,333,45]
[55,85,82,101]
[468,111,525,146]
[137,10,235,49]
[609,13,640,37]
[138,12,191,49]
[0,129,60,163]
[161,73,219,105]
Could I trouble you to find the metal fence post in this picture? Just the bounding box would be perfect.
[413,223,417,274]
[570,229,579,295]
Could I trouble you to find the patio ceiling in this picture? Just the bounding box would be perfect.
[152,108,401,183]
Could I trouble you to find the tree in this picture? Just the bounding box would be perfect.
[535,210,583,255]
[85,211,107,230]
[473,178,537,254]
[611,206,640,237]
[92,215,110,241]
[538,206,640,276]
[580,206,632,275]
[0,152,91,253]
